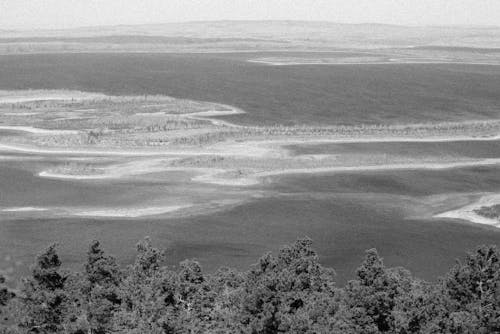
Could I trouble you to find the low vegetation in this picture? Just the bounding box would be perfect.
[2,92,500,150]
[1,238,499,333]
[474,204,500,221]
[46,163,105,176]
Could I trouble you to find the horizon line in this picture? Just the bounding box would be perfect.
[3,19,500,33]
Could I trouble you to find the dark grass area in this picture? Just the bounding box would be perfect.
[0,53,499,126]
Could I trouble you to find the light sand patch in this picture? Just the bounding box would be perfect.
[190,168,258,186]
[39,171,109,180]
[2,207,48,212]
[0,90,108,104]
[3,112,40,116]
[248,58,500,66]
[182,108,245,127]
[39,158,175,180]
[435,193,500,228]
[73,205,189,218]
[134,111,167,116]
[0,141,273,158]
[0,126,78,135]
[36,155,500,186]
[0,155,41,161]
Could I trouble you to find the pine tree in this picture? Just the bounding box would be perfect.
[19,244,70,334]
[113,238,177,334]
[339,249,414,333]
[82,240,122,334]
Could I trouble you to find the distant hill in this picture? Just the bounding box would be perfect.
[1,21,500,53]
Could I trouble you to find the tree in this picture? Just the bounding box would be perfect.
[113,238,178,334]
[0,275,16,332]
[80,240,122,334]
[338,249,414,333]
[0,275,15,308]
[439,245,500,333]
[19,244,71,333]
[233,238,337,333]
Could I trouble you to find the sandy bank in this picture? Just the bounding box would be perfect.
[73,205,189,218]
[0,90,108,104]
[0,126,78,135]
[38,158,171,180]
[2,207,49,212]
[36,154,500,187]
[435,193,500,228]
[182,108,245,127]
[248,58,500,66]
[0,140,272,157]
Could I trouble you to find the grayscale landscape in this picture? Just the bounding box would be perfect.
[1,10,500,333]
[1,21,500,282]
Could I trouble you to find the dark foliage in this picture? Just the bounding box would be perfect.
[1,239,499,333]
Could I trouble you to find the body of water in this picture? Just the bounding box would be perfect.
[0,156,499,284]
[1,53,500,284]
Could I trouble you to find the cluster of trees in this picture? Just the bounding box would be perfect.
[1,238,499,333]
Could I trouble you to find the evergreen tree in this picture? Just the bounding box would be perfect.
[113,238,178,334]
[81,240,122,334]
[2,237,499,333]
[439,245,500,333]
[339,249,414,333]
[19,244,70,333]
[234,238,337,333]
[0,275,15,308]
[0,275,16,331]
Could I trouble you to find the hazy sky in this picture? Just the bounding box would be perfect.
[1,0,499,30]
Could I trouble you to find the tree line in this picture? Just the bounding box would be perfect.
[1,238,499,333]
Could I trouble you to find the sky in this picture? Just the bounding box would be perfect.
[0,0,499,30]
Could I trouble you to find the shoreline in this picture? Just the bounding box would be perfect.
[72,205,189,218]
[248,59,500,66]
[37,157,500,186]
[2,131,500,158]
[0,126,78,135]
